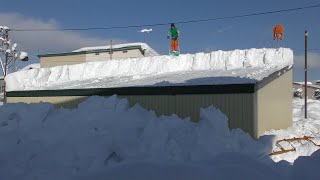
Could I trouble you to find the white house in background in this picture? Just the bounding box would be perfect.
[38,43,159,68]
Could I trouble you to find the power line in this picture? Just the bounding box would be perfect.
[11,3,320,32]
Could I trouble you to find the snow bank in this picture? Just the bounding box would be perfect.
[1,96,320,179]
[5,48,293,91]
[0,95,279,180]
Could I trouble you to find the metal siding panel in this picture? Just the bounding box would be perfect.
[8,93,255,137]
[255,69,292,137]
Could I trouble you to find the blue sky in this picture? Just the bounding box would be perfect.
[0,0,319,80]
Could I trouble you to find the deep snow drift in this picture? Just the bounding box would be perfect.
[5,48,293,91]
[0,96,319,180]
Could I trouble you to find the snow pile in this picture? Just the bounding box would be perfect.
[1,96,320,179]
[266,99,320,163]
[73,42,159,57]
[5,48,293,91]
[0,95,282,180]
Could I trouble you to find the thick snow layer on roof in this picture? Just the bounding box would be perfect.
[73,42,159,56]
[5,48,293,91]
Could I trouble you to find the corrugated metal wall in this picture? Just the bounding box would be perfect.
[7,93,255,136]
[124,93,254,135]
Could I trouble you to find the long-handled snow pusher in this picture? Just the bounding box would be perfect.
[269,136,320,156]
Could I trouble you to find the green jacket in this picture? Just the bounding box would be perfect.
[169,27,179,39]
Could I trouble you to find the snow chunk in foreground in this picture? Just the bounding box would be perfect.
[1,96,320,179]
[0,96,275,179]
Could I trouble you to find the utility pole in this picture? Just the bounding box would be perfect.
[304,30,308,119]
[110,40,113,60]
[3,28,9,104]
[0,26,28,104]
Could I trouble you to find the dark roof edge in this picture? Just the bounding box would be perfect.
[254,65,292,91]
[7,84,256,97]
[38,46,143,58]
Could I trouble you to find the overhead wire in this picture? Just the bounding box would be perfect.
[10,3,320,32]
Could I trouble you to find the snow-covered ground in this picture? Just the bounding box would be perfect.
[5,48,293,91]
[266,99,320,163]
[0,96,319,180]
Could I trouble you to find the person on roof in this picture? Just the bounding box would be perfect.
[273,24,284,40]
[167,23,180,53]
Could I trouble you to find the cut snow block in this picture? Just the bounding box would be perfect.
[192,53,211,71]
[209,50,227,70]
[161,54,194,73]
[244,49,265,68]
[264,48,293,67]
[225,50,246,70]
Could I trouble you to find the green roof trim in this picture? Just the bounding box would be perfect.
[38,45,144,58]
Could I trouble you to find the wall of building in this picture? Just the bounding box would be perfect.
[40,54,86,68]
[85,49,143,62]
[7,93,255,137]
[125,94,254,135]
[7,96,88,108]
[254,69,293,137]
[39,49,144,68]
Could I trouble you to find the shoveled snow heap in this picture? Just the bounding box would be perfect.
[5,48,293,91]
[0,96,319,180]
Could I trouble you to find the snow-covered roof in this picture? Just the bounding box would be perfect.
[5,48,293,91]
[73,42,159,57]
[293,82,320,89]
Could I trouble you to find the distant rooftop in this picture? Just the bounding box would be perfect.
[294,81,320,89]
[38,42,159,58]
[73,42,159,56]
